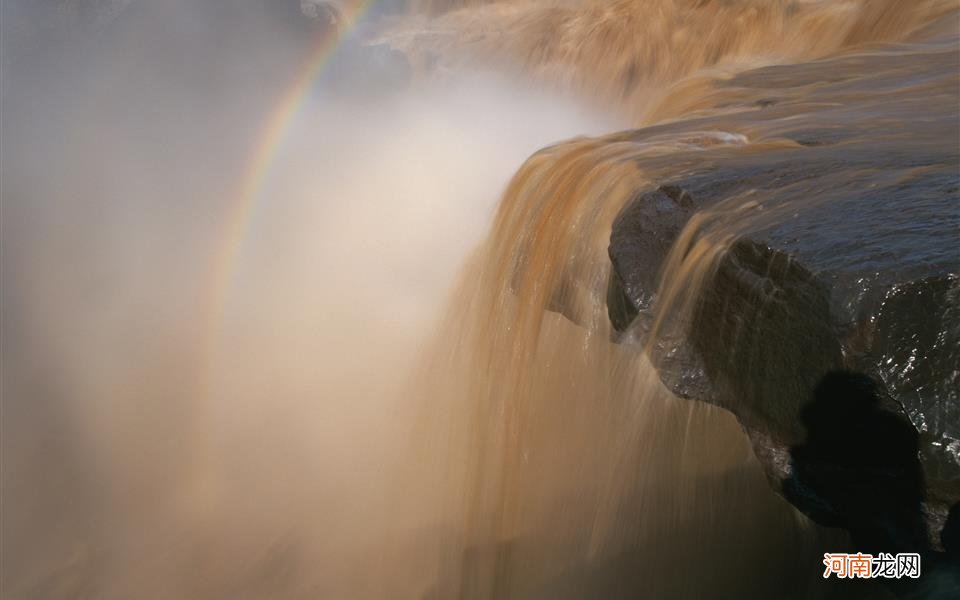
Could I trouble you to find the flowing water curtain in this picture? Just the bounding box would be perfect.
[412,130,835,595]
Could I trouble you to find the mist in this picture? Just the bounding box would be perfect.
[1,3,617,597]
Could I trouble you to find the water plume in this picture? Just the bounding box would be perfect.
[1,4,616,595]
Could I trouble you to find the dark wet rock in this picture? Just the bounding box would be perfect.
[784,372,929,554]
[783,372,960,597]
[607,185,698,332]
[692,238,845,440]
[602,30,960,563]
[608,153,959,538]
[873,277,960,485]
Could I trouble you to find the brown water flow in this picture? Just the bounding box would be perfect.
[412,136,831,598]
[387,0,956,123]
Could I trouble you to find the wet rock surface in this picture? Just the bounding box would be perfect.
[603,24,960,570]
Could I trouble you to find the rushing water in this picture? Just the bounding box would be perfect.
[2,1,957,598]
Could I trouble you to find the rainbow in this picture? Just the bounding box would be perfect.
[180,2,381,501]
[201,0,378,388]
